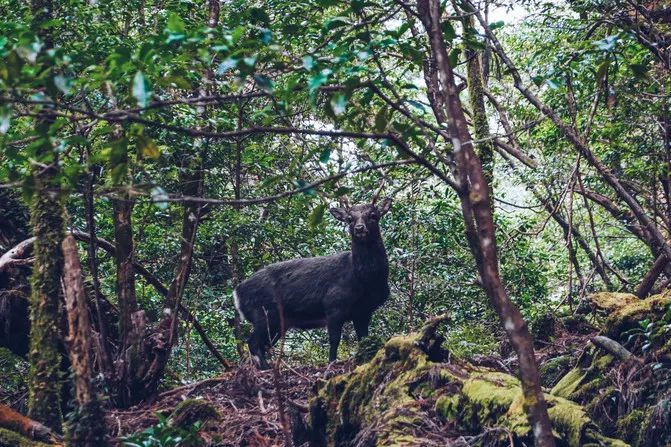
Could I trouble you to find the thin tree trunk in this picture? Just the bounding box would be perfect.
[416,1,555,445]
[27,0,64,432]
[113,196,137,350]
[636,253,667,298]
[84,153,114,381]
[464,15,494,187]
[61,234,106,446]
[140,0,219,397]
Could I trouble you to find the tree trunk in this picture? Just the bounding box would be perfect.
[465,16,494,187]
[61,234,106,446]
[27,0,64,432]
[141,154,204,400]
[417,1,556,445]
[113,197,137,350]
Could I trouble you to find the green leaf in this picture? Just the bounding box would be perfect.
[308,69,332,95]
[448,48,461,68]
[593,35,619,52]
[628,63,649,78]
[406,100,425,113]
[0,107,11,134]
[136,135,160,159]
[216,58,237,75]
[132,71,152,107]
[442,21,456,42]
[54,75,70,94]
[254,75,274,93]
[489,21,505,30]
[319,147,331,163]
[374,106,388,132]
[303,55,315,71]
[324,16,350,31]
[335,186,353,197]
[150,186,169,210]
[330,93,347,116]
[308,203,326,229]
[166,13,186,43]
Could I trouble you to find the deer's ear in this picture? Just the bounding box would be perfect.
[330,207,349,222]
[376,197,392,216]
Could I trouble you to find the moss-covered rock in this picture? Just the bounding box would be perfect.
[587,291,671,340]
[540,355,574,388]
[353,335,384,365]
[616,409,649,447]
[169,398,219,428]
[0,428,54,447]
[308,325,627,446]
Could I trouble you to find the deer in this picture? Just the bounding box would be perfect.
[232,197,392,369]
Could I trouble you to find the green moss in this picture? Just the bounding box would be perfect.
[354,335,384,365]
[0,428,53,447]
[616,409,648,446]
[170,399,219,428]
[435,394,461,421]
[605,293,671,339]
[64,399,107,446]
[551,367,587,399]
[309,327,628,447]
[589,293,639,312]
[540,355,573,387]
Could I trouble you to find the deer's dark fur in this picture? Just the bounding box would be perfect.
[233,198,392,369]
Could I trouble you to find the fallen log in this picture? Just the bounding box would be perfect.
[0,404,59,444]
[590,335,635,361]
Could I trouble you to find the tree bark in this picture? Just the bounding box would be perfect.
[61,234,106,446]
[464,16,495,187]
[113,196,137,350]
[416,1,556,445]
[636,253,668,298]
[27,0,65,432]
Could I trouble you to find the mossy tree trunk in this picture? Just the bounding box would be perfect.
[464,16,494,188]
[61,234,106,446]
[27,0,65,432]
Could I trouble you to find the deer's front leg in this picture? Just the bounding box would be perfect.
[353,312,372,340]
[326,316,345,362]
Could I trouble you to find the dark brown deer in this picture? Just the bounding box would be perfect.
[233,197,392,369]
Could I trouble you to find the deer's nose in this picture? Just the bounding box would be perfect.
[354,224,366,233]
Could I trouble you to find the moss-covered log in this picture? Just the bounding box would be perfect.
[308,326,627,446]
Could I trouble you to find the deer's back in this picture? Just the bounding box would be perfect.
[235,251,359,322]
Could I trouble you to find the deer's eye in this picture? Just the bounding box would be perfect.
[346,215,354,222]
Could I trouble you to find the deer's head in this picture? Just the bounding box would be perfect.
[330,198,392,242]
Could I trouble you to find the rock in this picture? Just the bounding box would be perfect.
[540,355,574,388]
[587,291,671,340]
[169,399,219,428]
[0,428,54,447]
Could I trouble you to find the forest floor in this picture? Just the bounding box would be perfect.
[106,317,600,446]
[107,361,352,446]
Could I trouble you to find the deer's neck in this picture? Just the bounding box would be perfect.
[351,236,388,282]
